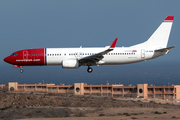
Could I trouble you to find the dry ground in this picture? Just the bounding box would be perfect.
[0,91,180,120]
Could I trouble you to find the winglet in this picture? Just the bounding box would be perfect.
[110,38,118,48]
[164,16,174,21]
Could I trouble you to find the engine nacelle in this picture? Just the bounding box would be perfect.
[62,59,79,69]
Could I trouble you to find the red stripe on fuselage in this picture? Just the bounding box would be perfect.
[6,48,45,66]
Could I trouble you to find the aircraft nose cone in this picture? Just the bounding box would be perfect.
[4,57,10,63]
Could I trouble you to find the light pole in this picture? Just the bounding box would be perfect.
[43,80,44,91]
[106,81,108,96]
[60,83,62,93]
[168,82,170,100]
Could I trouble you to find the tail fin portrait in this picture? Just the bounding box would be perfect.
[131,16,174,49]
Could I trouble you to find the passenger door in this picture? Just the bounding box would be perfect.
[141,49,145,58]
[23,51,28,60]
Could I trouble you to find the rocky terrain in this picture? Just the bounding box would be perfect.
[0,91,180,120]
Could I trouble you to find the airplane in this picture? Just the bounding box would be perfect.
[4,16,175,73]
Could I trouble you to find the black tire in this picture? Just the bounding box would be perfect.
[87,67,93,73]
[20,69,23,73]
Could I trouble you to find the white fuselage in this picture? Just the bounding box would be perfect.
[46,47,162,66]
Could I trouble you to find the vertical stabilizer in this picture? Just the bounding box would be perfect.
[130,16,174,49]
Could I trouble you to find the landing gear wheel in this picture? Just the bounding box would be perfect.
[20,69,23,73]
[87,67,93,73]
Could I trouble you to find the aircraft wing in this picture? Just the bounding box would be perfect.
[79,38,118,63]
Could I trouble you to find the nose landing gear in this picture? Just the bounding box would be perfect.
[87,66,93,73]
[14,65,23,73]
[20,68,23,73]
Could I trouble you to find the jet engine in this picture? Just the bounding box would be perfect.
[62,59,79,69]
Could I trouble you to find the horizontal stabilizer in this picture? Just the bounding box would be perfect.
[155,46,176,52]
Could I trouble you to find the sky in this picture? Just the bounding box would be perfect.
[0,0,180,86]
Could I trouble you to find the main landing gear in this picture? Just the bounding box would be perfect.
[87,66,93,73]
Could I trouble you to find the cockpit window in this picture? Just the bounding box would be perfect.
[11,53,17,56]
